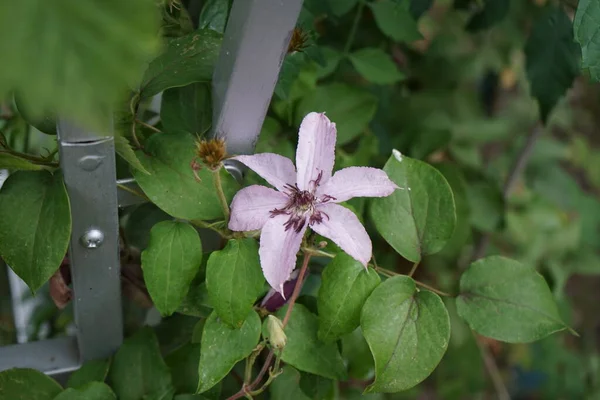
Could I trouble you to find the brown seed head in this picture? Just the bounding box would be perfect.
[195,138,227,169]
[288,27,309,54]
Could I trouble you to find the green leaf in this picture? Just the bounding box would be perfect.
[139,30,222,99]
[360,276,450,392]
[269,304,346,380]
[296,83,378,145]
[122,202,171,251]
[409,0,434,19]
[253,117,295,160]
[368,0,422,42]
[299,373,336,400]
[575,0,600,81]
[327,0,359,16]
[456,256,569,343]
[370,152,456,263]
[342,328,375,380]
[0,171,71,292]
[269,367,310,400]
[198,0,229,33]
[132,131,238,220]
[465,179,504,233]
[66,359,110,389]
[108,328,175,400]
[275,52,311,100]
[14,96,56,135]
[165,342,201,394]
[141,220,203,316]
[53,382,116,400]
[206,239,264,328]
[525,7,579,123]
[114,132,149,175]
[465,0,509,31]
[0,0,159,131]
[161,82,212,135]
[154,314,201,354]
[349,48,404,85]
[197,310,261,393]
[0,153,44,171]
[178,281,213,318]
[0,368,62,400]
[432,163,471,259]
[317,253,380,342]
[174,395,210,400]
[315,47,343,79]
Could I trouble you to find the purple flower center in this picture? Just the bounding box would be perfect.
[269,171,336,232]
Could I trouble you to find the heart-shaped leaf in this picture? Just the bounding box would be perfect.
[456,256,570,343]
[317,253,380,342]
[0,171,71,292]
[141,221,203,316]
[370,151,456,262]
[206,238,265,328]
[361,276,450,392]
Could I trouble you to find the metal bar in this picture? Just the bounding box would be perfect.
[212,0,303,159]
[0,336,80,376]
[58,121,123,362]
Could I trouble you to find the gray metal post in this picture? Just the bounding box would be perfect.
[57,121,123,362]
[213,0,304,160]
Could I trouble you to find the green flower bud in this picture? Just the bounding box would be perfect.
[266,315,287,350]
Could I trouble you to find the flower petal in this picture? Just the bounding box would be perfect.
[233,153,296,191]
[259,214,307,294]
[228,185,288,231]
[311,203,371,266]
[260,269,300,312]
[295,112,337,191]
[317,167,399,203]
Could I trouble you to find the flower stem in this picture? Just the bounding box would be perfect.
[343,0,365,55]
[372,264,452,296]
[190,219,229,238]
[116,183,149,201]
[301,247,334,258]
[283,252,312,327]
[129,93,142,149]
[414,280,452,297]
[135,119,161,133]
[212,168,230,222]
[408,261,419,277]
[227,253,313,400]
[473,331,511,400]
[0,150,59,167]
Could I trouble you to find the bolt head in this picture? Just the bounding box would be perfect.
[80,229,104,249]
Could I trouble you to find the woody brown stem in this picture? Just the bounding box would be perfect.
[227,253,312,400]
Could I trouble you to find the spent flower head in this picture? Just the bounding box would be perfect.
[195,138,227,170]
[228,112,398,294]
[287,27,310,54]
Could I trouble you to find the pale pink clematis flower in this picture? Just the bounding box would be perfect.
[228,112,398,294]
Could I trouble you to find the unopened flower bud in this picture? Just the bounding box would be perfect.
[266,315,287,350]
[195,138,227,170]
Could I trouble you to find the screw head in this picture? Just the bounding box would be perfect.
[80,229,104,249]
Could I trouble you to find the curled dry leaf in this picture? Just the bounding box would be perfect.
[49,259,72,309]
